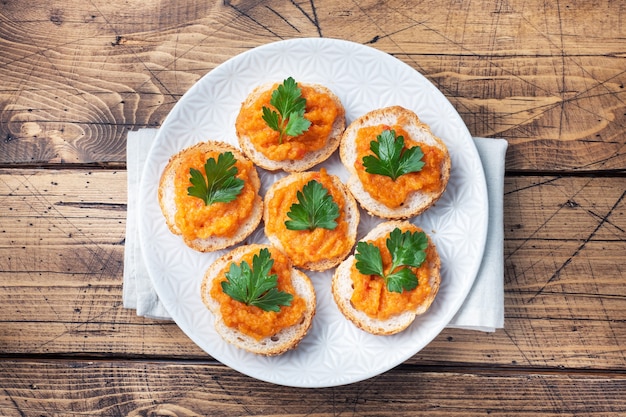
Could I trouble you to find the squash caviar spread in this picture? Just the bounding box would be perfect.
[236,84,343,161]
[209,249,306,340]
[266,170,352,268]
[350,225,436,320]
[355,125,446,208]
[173,149,257,241]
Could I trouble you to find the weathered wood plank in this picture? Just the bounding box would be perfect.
[0,360,625,416]
[2,314,625,370]
[504,176,626,240]
[1,1,624,170]
[1,170,624,370]
[2,1,624,414]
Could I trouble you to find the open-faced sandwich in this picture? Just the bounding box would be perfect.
[340,106,451,219]
[158,141,263,252]
[332,220,441,335]
[264,169,359,271]
[236,77,345,172]
[200,244,316,356]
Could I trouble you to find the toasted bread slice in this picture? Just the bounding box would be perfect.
[200,244,316,356]
[158,141,263,252]
[331,220,441,336]
[263,170,359,271]
[340,106,451,219]
[236,80,345,172]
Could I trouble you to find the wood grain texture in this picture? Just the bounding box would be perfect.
[1,0,625,171]
[2,1,625,415]
[1,170,624,371]
[1,360,625,416]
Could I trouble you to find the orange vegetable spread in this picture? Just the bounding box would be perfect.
[173,149,257,241]
[355,124,446,208]
[350,224,436,320]
[266,169,352,267]
[209,248,307,340]
[236,84,343,161]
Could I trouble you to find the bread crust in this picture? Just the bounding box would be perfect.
[331,220,441,336]
[236,81,345,172]
[200,244,316,356]
[339,106,451,219]
[158,141,263,252]
[263,171,359,271]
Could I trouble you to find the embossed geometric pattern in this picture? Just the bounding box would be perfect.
[138,38,488,388]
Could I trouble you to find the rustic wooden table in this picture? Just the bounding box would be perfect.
[1,1,625,415]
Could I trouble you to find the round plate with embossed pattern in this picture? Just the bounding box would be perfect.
[139,38,488,387]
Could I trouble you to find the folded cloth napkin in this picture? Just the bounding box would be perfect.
[448,137,507,332]
[123,129,507,330]
[122,129,171,319]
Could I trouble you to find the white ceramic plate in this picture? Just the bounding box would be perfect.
[139,38,488,388]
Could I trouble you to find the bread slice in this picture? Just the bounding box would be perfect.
[339,106,451,219]
[263,170,359,271]
[236,80,345,172]
[200,244,316,356]
[158,141,263,252]
[331,220,441,336]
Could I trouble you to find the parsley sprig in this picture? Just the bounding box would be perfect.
[187,152,244,206]
[362,129,425,180]
[284,179,340,231]
[221,248,293,312]
[262,77,312,144]
[355,227,428,293]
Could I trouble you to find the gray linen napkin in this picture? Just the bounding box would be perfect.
[122,129,170,319]
[448,137,507,332]
[123,129,507,330]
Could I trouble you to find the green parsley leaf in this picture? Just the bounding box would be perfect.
[354,227,428,293]
[362,129,425,180]
[354,240,385,277]
[262,106,281,132]
[385,267,419,293]
[262,77,312,144]
[221,248,293,312]
[386,226,428,271]
[284,179,340,231]
[187,151,244,206]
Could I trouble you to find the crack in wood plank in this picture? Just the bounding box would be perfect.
[528,189,626,303]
